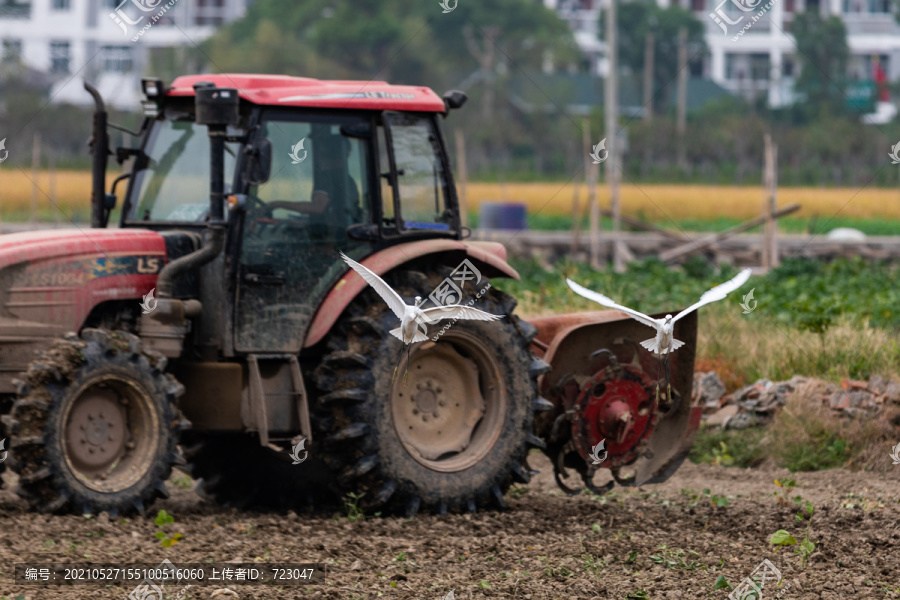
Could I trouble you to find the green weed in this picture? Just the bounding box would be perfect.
[154,510,183,548]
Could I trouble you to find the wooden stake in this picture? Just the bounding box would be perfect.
[605,0,623,272]
[50,150,59,225]
[643,32,654,122]
[30,132,40,224]
[454,128,468,228]
[676,27,687,172]
[571,178,582,256]
[767,136,779,268]
[585,117,600,267]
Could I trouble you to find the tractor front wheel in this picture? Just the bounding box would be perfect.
[1,329,186,515]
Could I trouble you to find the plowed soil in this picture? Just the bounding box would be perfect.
[1,452,898,600]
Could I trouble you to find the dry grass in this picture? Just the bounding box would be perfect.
[699,311,900,385]
[467,182,900,221]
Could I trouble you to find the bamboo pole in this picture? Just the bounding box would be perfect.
[660,203,801,262]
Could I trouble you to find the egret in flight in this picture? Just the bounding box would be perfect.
[340,252,504,383]
[566,268,751,401]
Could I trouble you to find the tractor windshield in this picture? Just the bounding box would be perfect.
[126,119,239,223]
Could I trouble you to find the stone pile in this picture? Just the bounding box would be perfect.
[692,371,900,430]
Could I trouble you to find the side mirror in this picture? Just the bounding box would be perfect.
[442,90,467,111]
[245,137,272,185]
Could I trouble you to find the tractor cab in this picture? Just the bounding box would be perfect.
[115,75,464,354]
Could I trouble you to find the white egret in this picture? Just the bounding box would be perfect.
[566,268,751,400]
[340,252,504,383]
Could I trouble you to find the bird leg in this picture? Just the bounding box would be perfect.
[403,342,412,386]
[655,356,661,403]
[664,355,671,403]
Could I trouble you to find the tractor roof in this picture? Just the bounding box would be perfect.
[167,74,447,112]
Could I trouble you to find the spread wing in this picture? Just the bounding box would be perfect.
[673,268,752,322]
[340,251,407,320]
[420,305,503,324]
[566,278,659,329]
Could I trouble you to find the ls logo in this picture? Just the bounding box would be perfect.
[137,257,161,274]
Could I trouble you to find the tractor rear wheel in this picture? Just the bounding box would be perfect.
[313,265,544,516]
[0,329,187,515]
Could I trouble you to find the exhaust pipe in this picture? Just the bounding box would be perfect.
[84,82,109,229]
[156,83,238,298]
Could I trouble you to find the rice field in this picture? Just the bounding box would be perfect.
[465,182,900,222]
[2,170,900,223]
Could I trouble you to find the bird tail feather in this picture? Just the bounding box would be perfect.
[640,338,659,354]
[641,337,685,355]
[389,327,429,344]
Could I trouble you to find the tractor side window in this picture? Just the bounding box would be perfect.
[130,120,238,222]
[376,125,395,224]
[383,112,450,232]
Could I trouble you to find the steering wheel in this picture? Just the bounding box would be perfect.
[244,192,274,219]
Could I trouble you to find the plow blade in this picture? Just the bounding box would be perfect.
[527,310,702,492]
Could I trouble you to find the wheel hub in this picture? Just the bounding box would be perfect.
[391,332,506,472]
[67,391,126,469]
[62,377,160,492]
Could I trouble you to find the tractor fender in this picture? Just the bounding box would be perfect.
[304,240,519,348]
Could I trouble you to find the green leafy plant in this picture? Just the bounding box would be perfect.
[770,498,817,567]
[154,510,183,547]
[713,574,733,591]
[343,492,366,522]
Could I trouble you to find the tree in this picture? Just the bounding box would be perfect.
[612,1,707,113]
[791,12,849,116]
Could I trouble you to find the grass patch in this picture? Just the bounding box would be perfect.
[689,425,766,468]
[769,381,897,472]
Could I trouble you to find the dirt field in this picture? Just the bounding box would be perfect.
[1,452,898,600]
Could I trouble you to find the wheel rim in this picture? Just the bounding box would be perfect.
[391,328,508,472]
[62,375,160,493]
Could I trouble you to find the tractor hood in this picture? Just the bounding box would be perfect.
[0,228,166,330]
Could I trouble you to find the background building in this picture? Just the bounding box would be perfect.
[545,0,900,110]
[0,0,250,109]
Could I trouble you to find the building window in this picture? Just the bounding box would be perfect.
[52,0,71,9]
[50,41,70,74]
[2,39,22,63]
[783,57,794,77]
[750,53,770,80]
[101,45,133,73]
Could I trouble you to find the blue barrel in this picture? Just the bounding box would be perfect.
[480,202,527,230]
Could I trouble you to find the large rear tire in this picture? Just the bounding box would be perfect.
[313,265,545,516]
[0,329,187,515]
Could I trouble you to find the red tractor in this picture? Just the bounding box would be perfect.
[0,75,701,516]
